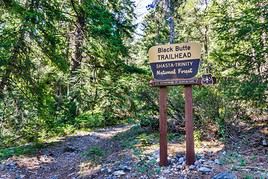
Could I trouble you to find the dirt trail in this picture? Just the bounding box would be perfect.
[0,125,132,179]
[1,122,268,179]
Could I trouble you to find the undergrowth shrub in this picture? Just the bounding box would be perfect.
[75,112,105,129]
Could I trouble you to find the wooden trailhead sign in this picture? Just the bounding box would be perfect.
[148,42,216,167]
[149,43,201,80]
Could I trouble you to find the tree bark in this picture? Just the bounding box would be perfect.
[70,0,85,75]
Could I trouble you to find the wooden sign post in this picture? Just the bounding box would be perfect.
[184,85,195,165]
[159,86,168,166]
[148,42,215,166]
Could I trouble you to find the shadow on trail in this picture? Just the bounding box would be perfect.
[223,118,268,154]
[0,125,138,179]
[5,122,266,179]
[1,124,187,179]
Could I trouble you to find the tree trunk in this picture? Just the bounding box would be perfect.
[71,16,85,74]
[68,0,86,118]
[164,0,175,44]
[70,0,85,75]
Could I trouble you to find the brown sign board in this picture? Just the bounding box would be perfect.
[148,43,201,80]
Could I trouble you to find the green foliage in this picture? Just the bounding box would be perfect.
[137,132,159,147]
[114,126,161,176]
[75,112,104,129]
[194,130,202,148]
[209,0,268,117]
[0,0,136,147]
[168,133,183,143]
[82,146,104,163]
[113,126,161,176]
[219,151,248,167]
[135,156,160,177]
[113,125,153,149]
[0,143,43,161]
[0,0,267,153]
[140,117,159,131]
[243,175,254,179]
[138,0,267,138]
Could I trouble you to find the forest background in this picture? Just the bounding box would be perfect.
[0,0,267,148]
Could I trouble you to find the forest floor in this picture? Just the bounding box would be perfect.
[0,120,267,179]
